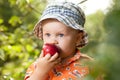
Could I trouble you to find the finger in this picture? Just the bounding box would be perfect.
[57,57,61,63]
[44,53,51,60]
[49,52,59,62]
[53,57,61,65]
[39,50,44,58]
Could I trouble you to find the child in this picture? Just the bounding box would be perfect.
[25,2,93,80]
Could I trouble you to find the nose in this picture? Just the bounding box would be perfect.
[49,37,58,44]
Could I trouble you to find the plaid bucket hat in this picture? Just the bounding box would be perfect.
[34,2,88,47]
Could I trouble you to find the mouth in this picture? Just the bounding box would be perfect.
[56,46,61,53]
[55,46,62,56]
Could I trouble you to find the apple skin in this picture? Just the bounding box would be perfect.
[42,43,59,56]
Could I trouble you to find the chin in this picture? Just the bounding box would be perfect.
[60,54,69,59]
[59,51,70,59]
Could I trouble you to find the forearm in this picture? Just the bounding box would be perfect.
[27,68,49,80]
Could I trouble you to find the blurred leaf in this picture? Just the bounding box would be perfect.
[8,16,22,27]
[0,18,4,24]
[26,44,33,52]
[0,49,5,61]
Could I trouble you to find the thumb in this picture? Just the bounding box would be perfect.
[39,50,44,58]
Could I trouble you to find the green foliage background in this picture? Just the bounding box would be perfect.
[0,0,120,80]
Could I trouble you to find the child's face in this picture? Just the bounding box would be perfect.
[41,19,82,58]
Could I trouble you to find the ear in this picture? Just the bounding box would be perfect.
[76,31,84,46]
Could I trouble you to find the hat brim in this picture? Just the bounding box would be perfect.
[34,14,84,31]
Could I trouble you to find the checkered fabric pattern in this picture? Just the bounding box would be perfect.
[34,2,88,47]
[40,2,85,30]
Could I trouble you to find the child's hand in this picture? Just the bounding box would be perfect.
[32,51,61,80]
[28,51,61,80]
[36,51,61,74]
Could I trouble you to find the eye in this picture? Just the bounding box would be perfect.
[45,33,51,37]
[58,34,64,37]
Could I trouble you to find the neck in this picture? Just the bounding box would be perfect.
[61,48,78,62]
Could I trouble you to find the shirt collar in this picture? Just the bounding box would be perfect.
[56,49,81,68]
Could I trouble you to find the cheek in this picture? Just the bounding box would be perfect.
[43,38,49,44]
[58,37,77,52]
[61,36,77,45]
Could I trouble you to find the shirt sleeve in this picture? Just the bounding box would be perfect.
[24,61,50,80]
[24,62,36,80]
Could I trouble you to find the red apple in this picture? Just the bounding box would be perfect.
[42,43,59,56]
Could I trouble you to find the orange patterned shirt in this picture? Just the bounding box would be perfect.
[25,50,92,80]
